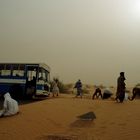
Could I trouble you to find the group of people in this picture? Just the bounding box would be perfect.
[0,71,130,118]
[74,72,127,103]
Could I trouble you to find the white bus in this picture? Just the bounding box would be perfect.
[0,63,50,99]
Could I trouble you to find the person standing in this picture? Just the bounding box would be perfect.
[52,79,59,97]
[116,72,126,103]
[74,79,83,98]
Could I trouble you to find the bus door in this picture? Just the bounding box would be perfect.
[25,65,38,98]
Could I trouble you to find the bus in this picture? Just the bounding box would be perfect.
[0,63,50,99]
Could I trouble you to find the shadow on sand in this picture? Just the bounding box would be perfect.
[70,119,94,128]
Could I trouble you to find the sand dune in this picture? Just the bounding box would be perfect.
[0,93,140,140]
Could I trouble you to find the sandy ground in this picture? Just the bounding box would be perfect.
[0,93,140,140]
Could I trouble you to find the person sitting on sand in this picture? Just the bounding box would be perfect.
[0,92,19,117]
[128,86,140,101]
[74,79,83,98]
[92,87,102,99]
[102,88,113,99]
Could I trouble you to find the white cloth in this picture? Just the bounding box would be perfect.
[104,88,112,94]
[0,92,19,117]
[52,82,59,93]
[125,93,128,100]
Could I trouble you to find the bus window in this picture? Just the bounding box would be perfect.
[12,64,25,77]
[27,70,36,81]
[0,64,11,76]
[26,66,37,81]
[38,68,47,81]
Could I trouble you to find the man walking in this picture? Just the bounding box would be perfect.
[74,79,83,98]
[116,72,126,103]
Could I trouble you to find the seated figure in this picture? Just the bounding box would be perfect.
[0,92,19,117]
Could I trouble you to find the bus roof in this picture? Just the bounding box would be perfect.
[0,63,50,72]
[39,63,50,72]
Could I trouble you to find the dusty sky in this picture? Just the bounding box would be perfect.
[0,0,140,86]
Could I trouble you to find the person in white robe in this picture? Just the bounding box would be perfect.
[0,92,19,117]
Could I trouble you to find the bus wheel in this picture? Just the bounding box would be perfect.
[26,86,35,99]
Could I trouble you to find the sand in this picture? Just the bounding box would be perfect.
[0,93,140,140]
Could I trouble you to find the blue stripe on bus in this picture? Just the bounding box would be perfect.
[0,83,45,94]
[0,83,25,94]
[36,85,44,90]
[0,76,26,79]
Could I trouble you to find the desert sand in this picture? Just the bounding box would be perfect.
[0,93,140,140]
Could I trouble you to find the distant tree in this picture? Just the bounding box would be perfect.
[99,84,105,89]
[136,83,140,87]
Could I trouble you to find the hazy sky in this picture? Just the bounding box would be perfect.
[0,0,140,86]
